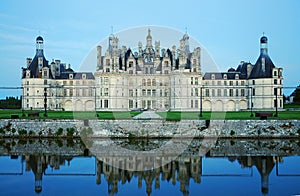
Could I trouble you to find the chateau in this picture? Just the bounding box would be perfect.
[21,29,283,112]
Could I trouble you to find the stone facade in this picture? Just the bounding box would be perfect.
[21,31,283,112]
[21,36,95,111]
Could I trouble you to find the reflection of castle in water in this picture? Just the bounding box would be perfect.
[1,138,296,195]
[18,154,283,196]
[22,154,74,194]
[97,156,202,196]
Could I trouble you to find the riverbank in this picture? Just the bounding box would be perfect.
[0,119,299,138]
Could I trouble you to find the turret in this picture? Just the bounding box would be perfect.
[97,45,102,70]
[146,28,152,48]
[260,35,268,55]
[36,36,44,55]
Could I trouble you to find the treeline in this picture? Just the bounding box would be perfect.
[0,96,21,109]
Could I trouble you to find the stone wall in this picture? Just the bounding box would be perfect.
[0,119,299,138]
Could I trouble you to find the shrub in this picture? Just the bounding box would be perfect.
[18,129,27,135]
[67,128,75,137]
[230,130,235,136]
[29,131,35,135]
[56,128,63,136]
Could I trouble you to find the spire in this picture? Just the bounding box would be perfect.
[146,28,152,47]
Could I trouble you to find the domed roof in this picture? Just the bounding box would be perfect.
[260,36,268,44]
[36,36,43,42]
[228,67,236,72]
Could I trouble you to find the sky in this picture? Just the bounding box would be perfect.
[0,0,299,98]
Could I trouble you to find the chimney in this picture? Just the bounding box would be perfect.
[26,58,32,68]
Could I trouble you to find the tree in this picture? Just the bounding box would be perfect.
[293,86,300,104]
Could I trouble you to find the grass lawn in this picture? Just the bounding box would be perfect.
[0,110,141,120]
[0,109,299,120]
[157,111,300,120]
[284,104,300,109]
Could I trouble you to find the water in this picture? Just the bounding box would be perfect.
[0,138,300,196]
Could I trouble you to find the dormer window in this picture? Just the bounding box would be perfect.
[235,74,239,80]
[274,71,277,76]
[164,61,169,67]
[129,61,133,68]
[211,74,215,80]
[223,74,227,79]
[26,70,30,78]
[69,74,73,79]
[82,74,86,80]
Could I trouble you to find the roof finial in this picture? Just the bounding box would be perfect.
[263,32,265,36]
[185,27,188,34]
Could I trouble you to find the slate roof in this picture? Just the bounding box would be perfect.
[248,53,275,79]
[23,51,54,79]
[203,72,247,80]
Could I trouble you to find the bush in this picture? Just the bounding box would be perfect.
[67,128,75,137]
[28,131,35,135]
[18,129,27,135]
[56,128,63,136]
[230,130,235,136]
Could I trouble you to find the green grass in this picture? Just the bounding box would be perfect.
[157,111,300,120]
[0,110,141,120]
[284,104,300,109]
[0,109,299,120]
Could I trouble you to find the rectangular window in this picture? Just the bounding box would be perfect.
[191,77,194,85]
[191,100,193,108]
[195,77,198,85]
[104,77,109,85]
[106,59,110,65]
[241,89,245,96]
[274,79,277,84]
[253,88,255,96]
[212,89,215,97]
[224,89,227,96]
[142,100,146,108]
[147,89,151,96]
[217,89,221,96]
[236,81,238,86]
[152,89,156,97]
[195,100,199,108]
[229,89,233,97]
[205,89,209,97]
[129,100,133,108]
[217,81,221,86]
[236,89,239,96]
[129,89,133,97]
[252,80,255,85]
[224,81,227,86]
[195,88,199,96]
[274,88,277,96]
[229,81,233,86]
[104,88,109,96]
[129,61,133,68]
[241,81,245,86]
[164,70,169,74]
[104,100,109,108]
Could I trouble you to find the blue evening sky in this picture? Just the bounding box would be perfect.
[0,0,299,98]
